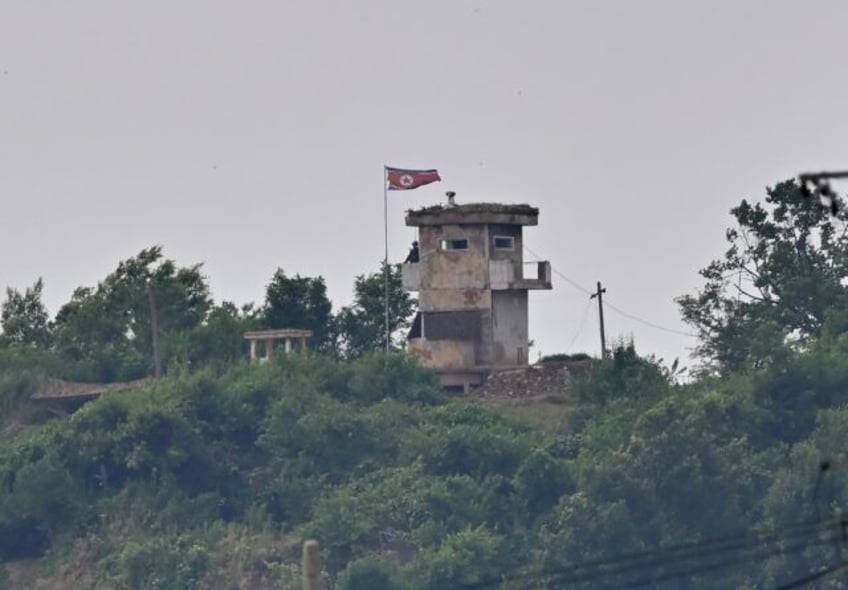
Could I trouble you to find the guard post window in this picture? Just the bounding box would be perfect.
[440,238,469,251]
[493,236,514,250]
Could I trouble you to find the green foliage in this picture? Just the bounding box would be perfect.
[6,186,848,588]
[405,526,509,589]
[539,352,591,362]
[574,343,670,407]
[337,555,402,590]
[338,352,444,406]
[337,262,415,357]
[0,278,51,348]
[2,332,848,587]
[261,268,334,352]
[52,246,213,380]
[678,180,848,373]
[183,301,255,368]
[97,533,211,590]
[0,370,39,417]
[398,409,533,479]
[513,446,575,520]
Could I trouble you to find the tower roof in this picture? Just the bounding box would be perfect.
[405,202,539,226]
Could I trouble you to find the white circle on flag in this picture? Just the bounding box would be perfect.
[400,174,414,187]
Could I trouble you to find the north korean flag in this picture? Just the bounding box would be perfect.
[386,166,442,190]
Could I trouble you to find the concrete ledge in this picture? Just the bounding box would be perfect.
[244,329,313,339]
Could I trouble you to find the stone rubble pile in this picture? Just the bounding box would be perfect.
[476,360,591,398]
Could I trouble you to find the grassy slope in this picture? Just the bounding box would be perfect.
[0,362,575,590]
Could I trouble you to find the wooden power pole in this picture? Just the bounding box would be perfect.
[590,281,608,359]
[302,539,321,590]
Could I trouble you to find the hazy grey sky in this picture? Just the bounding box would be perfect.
[3,1,848,369]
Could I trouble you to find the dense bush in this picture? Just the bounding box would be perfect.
[1,341,848,587]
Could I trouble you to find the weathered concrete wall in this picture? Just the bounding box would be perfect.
[418,289,491,312]
[419,225,488,290]
[401,263,421,291]
[408,338,476,368]
[404,205,545,375]
[489,260,514,290]
[477,307,494,366]
[492,290,529,366]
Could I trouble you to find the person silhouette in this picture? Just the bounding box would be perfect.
[404,241,420,263]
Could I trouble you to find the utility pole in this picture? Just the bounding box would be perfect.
[590,281,607,359]
[302,539,321,590]
[147,281,163,378]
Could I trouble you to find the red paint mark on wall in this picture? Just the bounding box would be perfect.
[463,290,482,306]
[413,348,433,361]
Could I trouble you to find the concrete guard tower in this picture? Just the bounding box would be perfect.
[401,202,552,391]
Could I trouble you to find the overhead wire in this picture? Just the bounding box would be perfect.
[460,516,843,590]
[522,245,592,297]
[602,299,697,338]
[545,524,839,590]
[773,560,848,590]
[583,533,840,590]
[523,244,698,338]
[565,299,593,351]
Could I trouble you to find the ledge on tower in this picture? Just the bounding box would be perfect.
[406,202,539,227]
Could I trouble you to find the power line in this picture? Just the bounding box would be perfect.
[523,244,697,338]
[580,533,840,590]
[460,516,842,590]
[773,560,848,590]
[565,299,593,351]
[603,298,697,338]
[545,524,836,589]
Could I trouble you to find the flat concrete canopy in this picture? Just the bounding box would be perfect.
[406,202,539,227]
[244,329,314,340]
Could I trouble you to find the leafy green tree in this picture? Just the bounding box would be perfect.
[183,301,256,368]
[261,269,334,352]
[405,526,508,589]
[337,556,402,590]
[1,278,52,348]
[677,180,848,373]
[337,263,415,357]
[574,342,670,407]
[52,246,212,380]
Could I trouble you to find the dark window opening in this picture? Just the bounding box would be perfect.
[408,312,422,339]
[440,238,468,251]
[423,310,481,340]
[493,236,514,250]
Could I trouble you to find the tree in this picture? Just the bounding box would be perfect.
[677,180,848,373]
[1,278,52,348]
[184,301,256,367]
[52,246,212,380]
[336,263,415,358]
[261,269,334,352]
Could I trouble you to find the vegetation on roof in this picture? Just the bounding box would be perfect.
[407,202,539,217]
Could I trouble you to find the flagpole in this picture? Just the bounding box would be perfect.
[383,166,390,353]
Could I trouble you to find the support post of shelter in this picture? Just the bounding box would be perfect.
[244,329,314,364]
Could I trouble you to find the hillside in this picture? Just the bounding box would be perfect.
[3,180,848,588]
[2,343,848,589]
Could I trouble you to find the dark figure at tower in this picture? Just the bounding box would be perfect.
[405,241,420,263]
